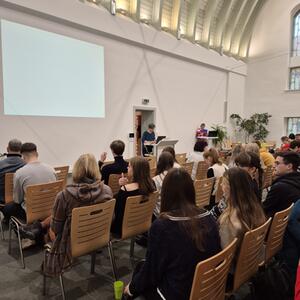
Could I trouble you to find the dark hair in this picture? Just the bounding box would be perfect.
[277,152,300,171]
[289,133,296,140]
[162,146,178,163]
[295,133,300,137]
[290,140,300,150]
[130,156,156,195]
[194,140,208,152]
[110,140,125,156]
[21,143,37,154]
[160,168,210,251]
[220,168,266,231]
[200,123,205,127]
[148,123,155,129]
[156,152,174,175]
[8,139,22,152]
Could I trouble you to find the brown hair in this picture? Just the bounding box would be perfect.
[110,140,125,156]
[162,146,178,163]
[156,152,174,175]
[219,167,265,231]
[203,148,222,165]
[130,156,156,195]
[72,153,101,183]
[160,168,212,251]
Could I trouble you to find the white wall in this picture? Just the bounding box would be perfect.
[245,0,300,144]
[0,1,246,167]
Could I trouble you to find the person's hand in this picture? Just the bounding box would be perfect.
[151,141,156,144]
[49,227,56,242]
[100,152,107,162]
[124,283,131,296]
[119,173,128,186]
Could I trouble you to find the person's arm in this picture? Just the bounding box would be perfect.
[263,183,282,217]
[50,191,67,237]
[13,172,24,205]
[128,220,169,295]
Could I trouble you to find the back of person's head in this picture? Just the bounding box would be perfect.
[21,143,38,161]
[160,168,212,251]
[194,140,208,152]
[244,143,260,156]
[203,148,221,165]
[110,140,125,156]
[130,156,155,195]
[72,153,101,183]
[156,152,174,175]
[281,136,289,143]
[289,133,295,140]
[221,167,265,230]
[7,139,22,153]
[277,151,300,172]
[162,146,177,161]
[290,140,300,150]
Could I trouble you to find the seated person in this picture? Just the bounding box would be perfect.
[98,140,128,185]
[162,146,181,168]
[2,143,56,221]
[255,140,275,167]
[187,140,208,180]
[290,140,300,153]
[280,136,290,151]
[124,168,221,300]
[0,139,25,204]
[142,123,156,156]
[111,156,156,236]
[227,144,244,168]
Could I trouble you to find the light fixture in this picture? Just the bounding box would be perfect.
[110,0,116,15]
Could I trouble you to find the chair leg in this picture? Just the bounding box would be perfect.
[0,214,4,240]
[8,219,12,254]
[90,252,96,274]
[43,274,47,296]
[130,238,135,258]
[15,222,25,269]
[108,241,118,281]
[59,274,66,300]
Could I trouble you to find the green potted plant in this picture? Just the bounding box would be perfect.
[211,124,227,149]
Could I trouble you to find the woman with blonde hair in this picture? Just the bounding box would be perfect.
[21,154,113,276]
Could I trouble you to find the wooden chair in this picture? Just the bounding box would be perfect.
[262,204,294,265]
[108,173,127,196]
[146,156,156,169]
[150,168,156,178]
[8,180,64,268]
[215,176,224,204]
[54,166,69,187]
[182,162,193,177]
[175,153,187,165]
[194,178,214,208]
[110,192,158,278]
[189,238,238,300]
[227,218,272,295]
[195,161,209,180]
[262,165,273,190]
[43,199,116,300]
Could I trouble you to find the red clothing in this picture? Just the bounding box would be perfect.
[196,128,208,139]
[296,265,300,300]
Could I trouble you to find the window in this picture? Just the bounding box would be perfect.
[290,67,300,90]
[287,117,300,135]
[292,11,300,56]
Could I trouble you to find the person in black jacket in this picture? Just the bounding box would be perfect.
[0,139,25,204]
[98,140,128,185]
[124,168,221,300]
[263,152,300,217]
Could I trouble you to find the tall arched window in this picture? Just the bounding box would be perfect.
[292,10,300,56]
[290,10,300,90]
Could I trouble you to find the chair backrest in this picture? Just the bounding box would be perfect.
[150,168,156,178]
[182,162,193,177]
[262,165,273,189]
[215,176,224,203]
[54,166,69,187]
[194,178,214,208]
[264,204,294,263]
[189,238,238,300]
[122,191,158,240]
[233,218,272,291]
[195,161,209,180]
[108,173,127,195]
[71,199,116,258]
[26,180,64,224]
[146,156,156,169]
[4,173,14,204]
[175,153,187,165]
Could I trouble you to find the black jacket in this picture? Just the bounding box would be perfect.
[263,172,300,217]
[98,156,128,185]
[0,154,25,203]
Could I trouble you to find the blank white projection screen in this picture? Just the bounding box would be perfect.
[1,20,105,118]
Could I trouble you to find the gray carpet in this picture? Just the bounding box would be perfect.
[0,224,146,299]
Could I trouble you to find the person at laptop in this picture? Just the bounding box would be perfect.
[142,123,156,156]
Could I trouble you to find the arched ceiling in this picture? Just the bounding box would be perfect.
[82,0,267,60]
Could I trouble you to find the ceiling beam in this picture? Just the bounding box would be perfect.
[185,0,202,41]
[152,0,163,29]
[129,0,140,21]
[170,0,184,37]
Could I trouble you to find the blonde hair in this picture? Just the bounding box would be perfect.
[72,153,101,183]
[244,143,260,156]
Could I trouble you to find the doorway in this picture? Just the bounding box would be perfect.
[133,107,156,156]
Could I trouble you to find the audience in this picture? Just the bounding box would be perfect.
[289,133,295,142]
[263,152,300,217]
[218,168,266,256]
[111,156,156,236]
[296,134,300,142]
[2,143,56,222]
[41,153,113,276]
[227,144,244,168]
[255,140,275,167]
[152,152,174,218]
[186,140,208,180]
[0,139,25,204]
[162,147,181,168]
[124,168,221,300]
[290,140,300,153]
[280,136,290,151]
[98,140,128,185]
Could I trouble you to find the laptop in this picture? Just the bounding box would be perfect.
[156,136,166,143]
[208,130,218,137]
